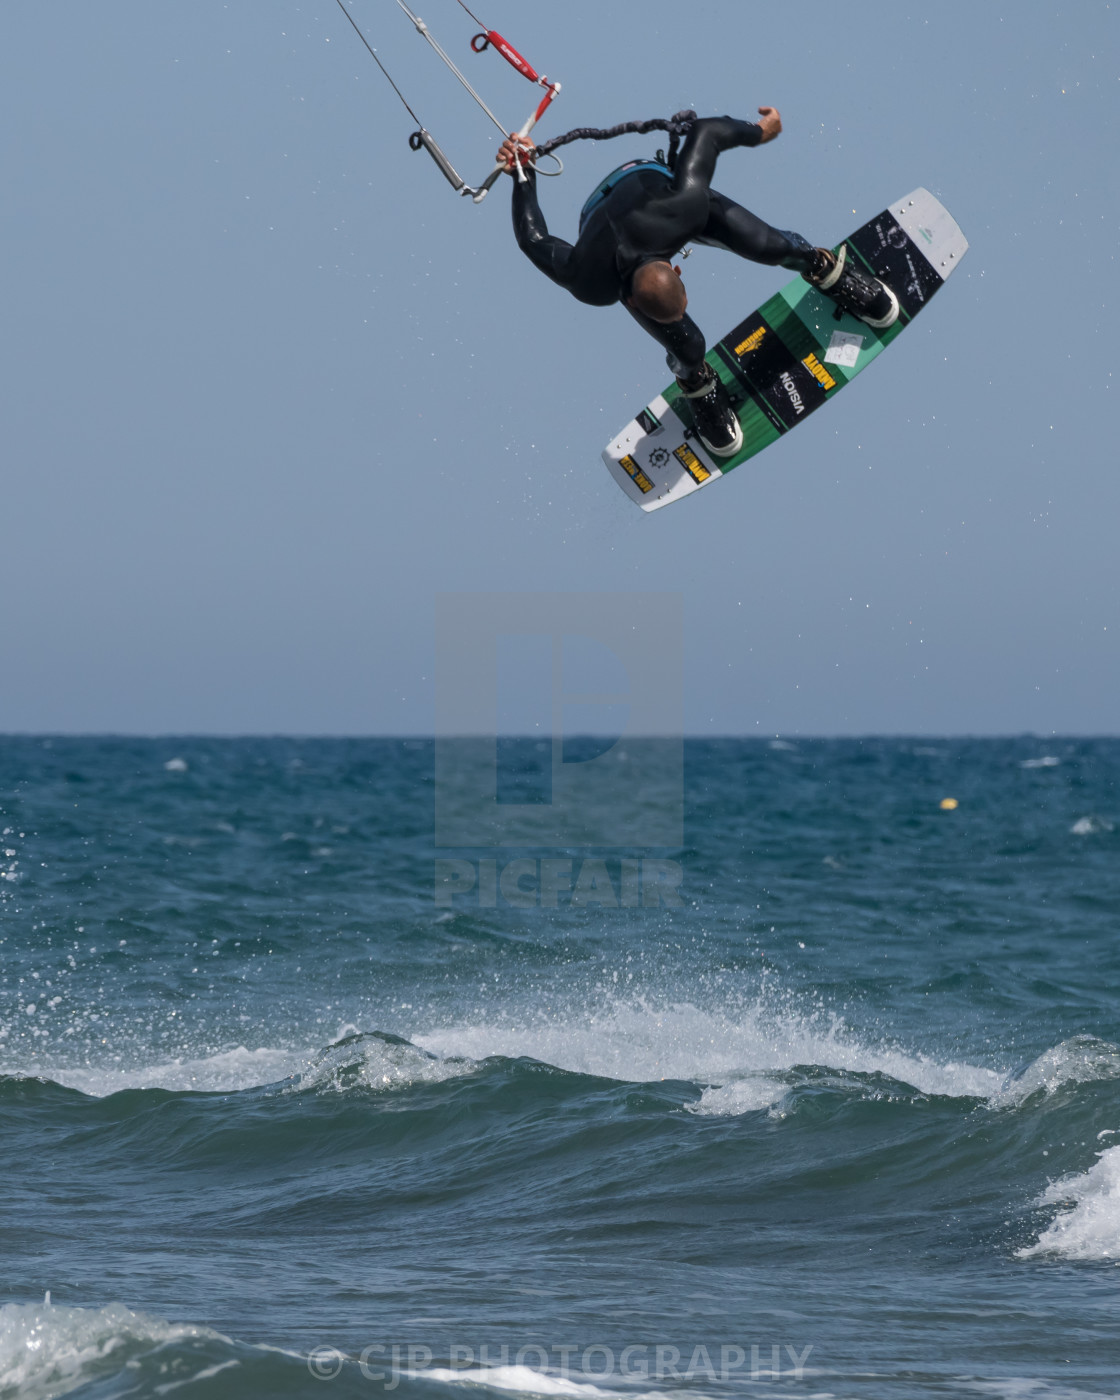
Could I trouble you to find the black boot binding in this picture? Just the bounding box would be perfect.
[807,245,899,330]
[676,364,743,458]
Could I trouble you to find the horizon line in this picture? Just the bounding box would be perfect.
[0,731,1114,743]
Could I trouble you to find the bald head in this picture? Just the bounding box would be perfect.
[628,260,688,324]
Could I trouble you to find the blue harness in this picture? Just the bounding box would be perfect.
[578,159,673,235]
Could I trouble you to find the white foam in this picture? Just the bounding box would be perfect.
[14,1010,1112,1126]
[0,1298,219,1400]
[691,1078,788,1116]
[291,1034,477,1095]
[1020,756,1061,768]
[993,1037,1120,1109]
[1018,1145,1120,1262]
[32,1045,308,1097]
[425,1365,621,1397]
[14,1033,480,1101]
[1071,815,1113,835]
[416,999,1003,1114]
[967,1379,1120,1400]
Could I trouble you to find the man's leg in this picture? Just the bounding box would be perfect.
[624,303,743,458]
[625,302,707,384]
[697,191,821,275]
[699,191,899,327]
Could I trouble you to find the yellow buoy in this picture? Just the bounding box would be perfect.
[939,797,959,811]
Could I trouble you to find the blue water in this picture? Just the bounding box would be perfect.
[3,736,1120,1399]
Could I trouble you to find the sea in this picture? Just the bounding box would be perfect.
[2,735,1120,1400]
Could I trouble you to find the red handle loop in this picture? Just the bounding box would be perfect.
[470,31,490,53]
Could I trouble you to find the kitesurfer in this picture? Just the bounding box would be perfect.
[500,111,898,458]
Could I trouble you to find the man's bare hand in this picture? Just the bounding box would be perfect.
[498,133,535,173]
[756,106,782,143]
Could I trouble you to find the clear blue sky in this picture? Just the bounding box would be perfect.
[0,2,1115,734]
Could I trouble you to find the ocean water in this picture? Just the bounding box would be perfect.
[3,736,1120,1400]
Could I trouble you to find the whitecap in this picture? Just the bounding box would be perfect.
[0,1297,219,1400]
[1071,815,1113,835]
[290,1031,477,1096]
[1017,1144,1120,1262]
[690,1077,787,1116]
[423,1364,668,1400]
[14,1031,479,1100]
[993,1036,1120,1108]
[424,1365,616,1397]
[1020,756,1060,769]
[30,1046,308,1097]
[416,999,1003,1115]
[967,1378,1120,1399]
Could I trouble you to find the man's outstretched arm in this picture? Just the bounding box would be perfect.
[500,134,578,292]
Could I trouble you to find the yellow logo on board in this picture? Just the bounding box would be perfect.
[734,326,767,356]
[673,444,711,484]
[619,454,654,493]
[802,352,837,391]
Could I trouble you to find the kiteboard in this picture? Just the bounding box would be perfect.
[602,187,967,511]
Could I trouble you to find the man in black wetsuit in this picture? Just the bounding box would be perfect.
[499,110,898,458]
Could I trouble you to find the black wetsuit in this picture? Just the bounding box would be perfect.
[511,115,816,381]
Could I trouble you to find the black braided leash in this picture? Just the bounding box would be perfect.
[534,110,698,169]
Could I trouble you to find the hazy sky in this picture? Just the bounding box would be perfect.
[1,2,1115,734]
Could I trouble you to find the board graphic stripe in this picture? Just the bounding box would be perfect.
[714,343,788,436]
[715,303,834,433]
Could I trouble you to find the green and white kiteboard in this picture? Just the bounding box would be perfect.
[602,187,967,511]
